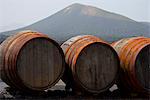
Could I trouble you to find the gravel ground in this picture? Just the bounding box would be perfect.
[0,79,149,99]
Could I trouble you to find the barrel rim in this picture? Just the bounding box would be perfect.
[112,37,150,93]
[8,32,51,91]
[74,42,120,93]
[15,36,65,91]
[126,40,150,92]
[1,30,65,92]
[135,44,150,92]
[111,37,150,92]
[61,35,105,56]
[0,32,33,90]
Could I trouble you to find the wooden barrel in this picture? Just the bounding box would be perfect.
[0,30,65,93]
[61,35,120,94]
[111,37,150,94]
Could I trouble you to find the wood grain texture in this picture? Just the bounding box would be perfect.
[0,31,65,92]
[17,38,64,90]
[61,35,119,94]
[76,43,119,92]
[135,45,150,91]
[111,37,150,94]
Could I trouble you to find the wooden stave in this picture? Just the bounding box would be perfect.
[1,31,47,91]
[0,31,31,89]
[0,31,65,92]
[111,37,147,91]
[9,33,49,92]
[11,33,49,90]
[111,37,150,94]
[74,43,119,93]
[61,35,120,94]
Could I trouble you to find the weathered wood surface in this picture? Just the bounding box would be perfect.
[61,35,120,94]
[111,37,150,95]
[135,45,150,91]
[0,31,65,92]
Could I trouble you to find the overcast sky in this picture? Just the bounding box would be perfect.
[0,0,150,32]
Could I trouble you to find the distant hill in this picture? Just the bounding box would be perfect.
[141,22,150,26]
[0,3,150,44]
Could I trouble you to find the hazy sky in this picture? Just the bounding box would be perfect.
[0,0,150,31]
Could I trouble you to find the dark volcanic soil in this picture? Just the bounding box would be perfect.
[0,79,149,99]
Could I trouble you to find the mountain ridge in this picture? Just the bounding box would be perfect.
[65,3,135,21]
[0,3,149,44]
